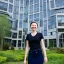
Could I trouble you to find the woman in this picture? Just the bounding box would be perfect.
[24,22,47,64]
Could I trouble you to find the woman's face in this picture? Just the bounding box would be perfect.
[30,23,37,31]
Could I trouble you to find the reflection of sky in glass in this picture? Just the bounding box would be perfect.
[55,0,64,7]
[0,1,8,11]
[58,15,64,23]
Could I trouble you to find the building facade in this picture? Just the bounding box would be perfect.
[43,0,64,47]
[0,0,44,49]
[0,0,64,49]
[0,0,29,49]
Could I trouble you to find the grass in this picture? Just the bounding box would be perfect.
[4,62,23,64]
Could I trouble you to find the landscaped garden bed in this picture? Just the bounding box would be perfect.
[0,48,64,64]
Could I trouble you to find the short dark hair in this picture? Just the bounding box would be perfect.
[30,21,38,27]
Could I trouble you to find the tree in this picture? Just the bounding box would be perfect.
[0,14,11,50]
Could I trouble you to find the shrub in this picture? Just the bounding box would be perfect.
[0,50,25,62]
[48,47,57,51]
[0,56,7,63]
[47,54,64,64]
[48,47,64,54]
[3,43,9,50]
[56,47,64,54]
[11,46,14,50]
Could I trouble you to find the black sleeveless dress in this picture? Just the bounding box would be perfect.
[26,32,44,64]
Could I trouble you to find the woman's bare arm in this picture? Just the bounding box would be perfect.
[24,40,29,61]
[40,39,47,57]
[40,39,48,63]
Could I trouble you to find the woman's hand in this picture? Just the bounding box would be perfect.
[44,56,48,63]
[24,60,27,64]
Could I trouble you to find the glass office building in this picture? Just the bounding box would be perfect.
[0,0,64,49]
[0,0,28,49]
[28,0,43,32]
[43,0,64,47]
[0,0,44,49]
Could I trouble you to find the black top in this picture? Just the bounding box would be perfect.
[26,32,44,50]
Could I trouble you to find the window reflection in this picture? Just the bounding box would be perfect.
[9,4,13,13]
[57,15,64,26]
[0,1,8,11]
[55,0,64,7]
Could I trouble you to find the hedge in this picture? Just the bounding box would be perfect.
[48,47,64,54]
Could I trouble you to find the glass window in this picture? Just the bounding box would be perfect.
[13,13,18,20]
[18,40,21,47]
[40,0,42,6]
[40,20,43,27]
[55,0,64,7]
[23,23,28,28]
[34,18,39,22]
[34,13,39,18]
[59,39,62,47]
[9,0,13,3]
[34,0,39,3]
[44,20,47,30]
[9,4,13,13]
[34,4,39,13]
[0,2,8,11]
[43,10,46,18]
[59,33,63,38]
[44,26,47,30]
[20,7,23,12]
[24,0,27,7]
[14,0,19,6]
[12,40,16,47]
[14,6,19,13]
[12,33,17,38]
[50,0,55,8]
[43,2,46,18]
[12,21,17,30]
[40,6,42,11]
[48,16,56,29]
[43,2,46,10]
[40,0,43,11]
[57,15,64,26]
[4,0,8,1]
[19,20,22,28]
[29,19,33,23]
[30,0,33,5]
[29,5,33,14]
[63,33,64,39]
[44,30,47,36]
[20,0,23,6]
[24,14,28,20]
[40,12,43,20]
[20,14,23,20]
[30,5,33,10]
[29,15,33,20]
